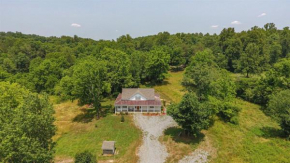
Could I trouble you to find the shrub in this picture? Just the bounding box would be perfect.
[219,102,241,125]
[267,90,290,138]
[163,100,166,107]
[94,123,98,128]
[75,151,96,163]
[121,115,125,122]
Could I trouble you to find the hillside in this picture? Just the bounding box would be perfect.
[51,70,290,162]
[154,71,290,163]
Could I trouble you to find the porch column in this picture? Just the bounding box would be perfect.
[147,106,148,112]
[154,106,155,112]
[134,106,135,113]
[127,106,128,112]
[141,106,142,113]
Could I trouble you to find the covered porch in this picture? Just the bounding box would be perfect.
[115,105,161,113]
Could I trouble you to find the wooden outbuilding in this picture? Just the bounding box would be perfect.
[102,141,115,155]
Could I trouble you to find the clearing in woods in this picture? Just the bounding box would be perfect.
[53,70,290,162]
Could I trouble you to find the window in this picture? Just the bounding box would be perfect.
[136,95,141,100]
[122,106,127,108]
[150,106,154,108]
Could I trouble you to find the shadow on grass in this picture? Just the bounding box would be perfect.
[259,127,286,139]
[73,108,95,123]
[144,80,170,88]
[100,104,114,117]
[73,104,114,123]
[164,127,205,145]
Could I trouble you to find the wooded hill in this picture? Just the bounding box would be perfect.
[0,23,290,162]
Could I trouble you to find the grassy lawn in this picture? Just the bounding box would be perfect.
[52,97,142,162]
[153,71,185,103]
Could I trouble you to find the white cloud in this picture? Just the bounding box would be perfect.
[71,23,81,27]
[231,21,241,25]
[211,25,219,28]
[258,13,266,17]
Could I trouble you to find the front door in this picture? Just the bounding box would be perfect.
[137,106,140,111]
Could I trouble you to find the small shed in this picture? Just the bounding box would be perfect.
[102,141,115,155]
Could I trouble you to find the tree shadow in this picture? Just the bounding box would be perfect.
[144,81,170,88]
[170,65,185,72]
[72,108,95,123]
[72,104,114,123]
[259,127,286,139]
[164,127,205,145]
[100,104,114,117]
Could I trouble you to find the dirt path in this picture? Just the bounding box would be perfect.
[179,134,216,163]
[133,114,177,163]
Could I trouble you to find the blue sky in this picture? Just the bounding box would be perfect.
[0,0,289,40]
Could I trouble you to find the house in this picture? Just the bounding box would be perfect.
[114,88,162,113]
[102,141,115,155]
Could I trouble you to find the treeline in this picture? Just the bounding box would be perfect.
[1,23,290,161]
[1,23,289,96]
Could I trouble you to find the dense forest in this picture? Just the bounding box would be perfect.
[1,23,290,161]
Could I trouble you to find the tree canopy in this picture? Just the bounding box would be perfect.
[167,93,214,136]
[0,82,55,162]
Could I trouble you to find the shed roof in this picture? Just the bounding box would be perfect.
[102,141,115,150]
[121,88,155,100]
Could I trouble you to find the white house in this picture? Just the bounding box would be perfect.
[114,88,162,113]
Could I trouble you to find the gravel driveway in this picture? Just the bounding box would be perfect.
[133,114,177,163]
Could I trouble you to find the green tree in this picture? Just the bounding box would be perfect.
[168,93,213,136]
[0,82,56,162]
[250,58,290,106]
[280,27,290,57]
[145,48,170,83]
[14,52,30,72]
[29,59,62,93]
[0,66,11,81]
[182,49,219,98]
[2,58,16,73]
[238,43,261,77]
[59,57,110,119]
[267,90,290,138]
[130,51,147,85]
[224,37,243,71]
[183,50,239,123]
[99,48,134,93]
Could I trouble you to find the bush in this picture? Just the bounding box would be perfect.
[75,151,96,163]
[219,102,241,125]
[267,90,290,138]
[121,115,125,122]
[94,123,98,128]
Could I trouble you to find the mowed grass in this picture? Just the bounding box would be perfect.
[153,71,185,103]
[155,71,290,163]
[52,97,142,162]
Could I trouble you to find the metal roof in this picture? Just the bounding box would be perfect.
[102,141,115,150]
[115,93,162,106]
[121,88,155,100]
